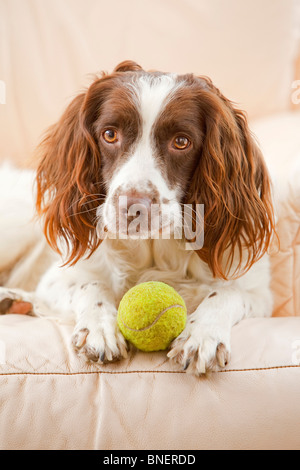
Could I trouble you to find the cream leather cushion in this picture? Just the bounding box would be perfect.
[0,314,300,450]
[0,0,299,166]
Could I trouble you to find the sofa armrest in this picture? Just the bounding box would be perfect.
[251,111,300,317]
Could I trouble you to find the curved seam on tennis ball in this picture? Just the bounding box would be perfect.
[119,304,185,332]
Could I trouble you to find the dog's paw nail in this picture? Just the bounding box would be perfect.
[72,328,89,348]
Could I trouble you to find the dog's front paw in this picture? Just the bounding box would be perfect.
[72,317,128,364]
[167,319,230,375]
[0,288,33,315]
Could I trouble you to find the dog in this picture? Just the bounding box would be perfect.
[0,61,275,375]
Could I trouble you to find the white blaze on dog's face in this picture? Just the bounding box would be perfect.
[95,72,204,239]
[101,75,180,238]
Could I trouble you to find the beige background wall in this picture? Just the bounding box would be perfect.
[0,0,300,167]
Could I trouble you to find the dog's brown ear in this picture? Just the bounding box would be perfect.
[36,74,120,265]
[184,77,276,279]
[114,60,144,73]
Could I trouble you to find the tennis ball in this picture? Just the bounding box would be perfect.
[117,281,187,352]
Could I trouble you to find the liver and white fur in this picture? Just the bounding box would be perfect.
[0,61,275,375]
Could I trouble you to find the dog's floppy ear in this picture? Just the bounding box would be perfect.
[184,77,276,279]
[36,61,143,265]
[36,76,114,265]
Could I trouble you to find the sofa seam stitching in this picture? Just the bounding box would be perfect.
[0,364,299,376]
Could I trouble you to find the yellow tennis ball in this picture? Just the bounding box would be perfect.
[117,281,187,352]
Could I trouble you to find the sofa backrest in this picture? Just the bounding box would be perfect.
[0,0,299,166]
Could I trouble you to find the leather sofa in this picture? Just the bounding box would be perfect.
[0,0,299,450]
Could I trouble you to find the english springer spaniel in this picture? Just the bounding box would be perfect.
[0,61,275,375]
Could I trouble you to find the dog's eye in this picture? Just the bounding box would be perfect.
[173,136,191,150]
[103,129,118,143]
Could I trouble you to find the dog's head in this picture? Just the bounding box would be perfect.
[36,60,275,278]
